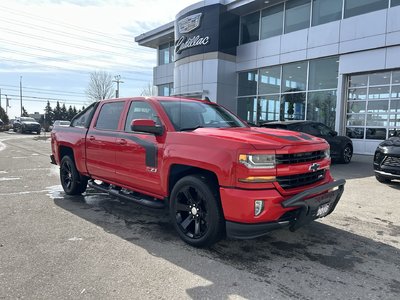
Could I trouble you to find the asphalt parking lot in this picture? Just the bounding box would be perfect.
[0,132,399,299]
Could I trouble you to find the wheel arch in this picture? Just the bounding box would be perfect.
[168,164,220,199]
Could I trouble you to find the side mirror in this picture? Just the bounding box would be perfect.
[331,131,338,137]
[131,119,164,136]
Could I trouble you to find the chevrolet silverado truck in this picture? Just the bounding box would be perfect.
[50,97,345,247]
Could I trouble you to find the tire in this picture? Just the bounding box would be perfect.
[340,144,353,164]
[375,174,391,184]
[169,175,224,247]
[60,156,88,195]
[36,131,41,135]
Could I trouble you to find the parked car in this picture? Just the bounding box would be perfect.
[50,120,70,131]
[260,120,353,163]
[373,136,400,183]
[13,117,41,134]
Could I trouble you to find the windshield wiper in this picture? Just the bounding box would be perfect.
[180,126,204,131]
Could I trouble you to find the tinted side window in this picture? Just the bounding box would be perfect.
[71,104,97,128]
[125,101,160,132]
[95,102,124,131]
[315,123,332,135]
[300,124,320,136]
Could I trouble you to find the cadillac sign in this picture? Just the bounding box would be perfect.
[175,12,210,54]
[177,13,202,33]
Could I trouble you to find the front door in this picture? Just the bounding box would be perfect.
[115,100,163,196]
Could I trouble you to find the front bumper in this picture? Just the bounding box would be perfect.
[225,179,345,239]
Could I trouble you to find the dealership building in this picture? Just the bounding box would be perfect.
[135,0,400,154]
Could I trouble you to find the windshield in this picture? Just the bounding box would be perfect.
[21,117,36,122]
[160,100,247,131]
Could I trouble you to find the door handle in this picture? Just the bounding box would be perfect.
[89,135,95,141]
[118,138,127,145]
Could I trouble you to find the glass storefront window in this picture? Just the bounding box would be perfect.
[348,88,367,100]
[261,3,284,39]
[259,96,280,122]
[389,114,400,127]
[366,128,387,140]
[349,74,368,87]
[347,114,365,126]
[285,0,311,34]
[390,100,400,112]
[238,70,258,96]
[347,101,366,114]
[312,0,342,26]
[240,11,260,44]
[158,42,173,65]
[391,85,400,98]
[391,0,400,7]
[366,114,388,126]
[393,71,400,84]
[281,92,306,120]
[369,72,391,86]
[308,56,339,90]
[368,86,390,99]
[367,101,389,113]
[158,83,172,96]
[344,0,388,19]
[307,90,337,128]
[259,66,281,95]
[282,61,307,93]
[237,97,258,124]
[346,127,364,139]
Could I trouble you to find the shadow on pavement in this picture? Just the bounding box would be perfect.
[52,187,400,299]
[330,154,374,180]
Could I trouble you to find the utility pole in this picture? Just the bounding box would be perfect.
[0,88,2,109]
[20,76,23,117]
[113,75,123,98]
[5,95,10,115]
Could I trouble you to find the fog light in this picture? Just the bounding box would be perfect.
[254,200,264,216]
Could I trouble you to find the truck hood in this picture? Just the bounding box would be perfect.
[192,127,326,150]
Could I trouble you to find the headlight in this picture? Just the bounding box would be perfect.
[239,154,275,169]
[324,149,330,159]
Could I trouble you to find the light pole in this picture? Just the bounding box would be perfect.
[20,76,23,117]
[113,75,124,98]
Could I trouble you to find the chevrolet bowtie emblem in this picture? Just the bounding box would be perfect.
[309,163,320,172]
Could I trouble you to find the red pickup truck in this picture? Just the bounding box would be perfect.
[51,96,345,247]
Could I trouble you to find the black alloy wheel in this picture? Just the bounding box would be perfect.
[341,144,353,164]
[60,156,88,195]
[170,175,224,247]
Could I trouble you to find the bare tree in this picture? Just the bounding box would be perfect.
[140,82,155,97]
[86,71,115,102]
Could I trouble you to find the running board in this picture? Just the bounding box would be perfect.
[88,181,165,209]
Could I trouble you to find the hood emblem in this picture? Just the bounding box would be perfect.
[309,163,320,172]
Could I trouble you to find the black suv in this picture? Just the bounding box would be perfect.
[260,120,353,163]
[13,117,41,134]
[373,136,400,183]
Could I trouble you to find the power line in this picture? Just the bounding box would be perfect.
[0,4,138,45]
[0,56,152,82]
[0,84,86,96]
[0,86,85,98]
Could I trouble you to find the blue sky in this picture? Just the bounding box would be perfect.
[0,0,197,118]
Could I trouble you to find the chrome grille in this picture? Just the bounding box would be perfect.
[382,156,400,168]
[277,170,325,189]
[276,151,325,164]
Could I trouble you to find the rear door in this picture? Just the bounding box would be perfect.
[114,100,164,196]
[86,101,125,182]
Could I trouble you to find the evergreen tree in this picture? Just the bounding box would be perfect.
[67,105,75,120]
[21,106,29,117]
[44,101,54,126]
[61,103,68,120]
[73,106,77,115]
[0,106,9,124]
[53,101,62,120]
